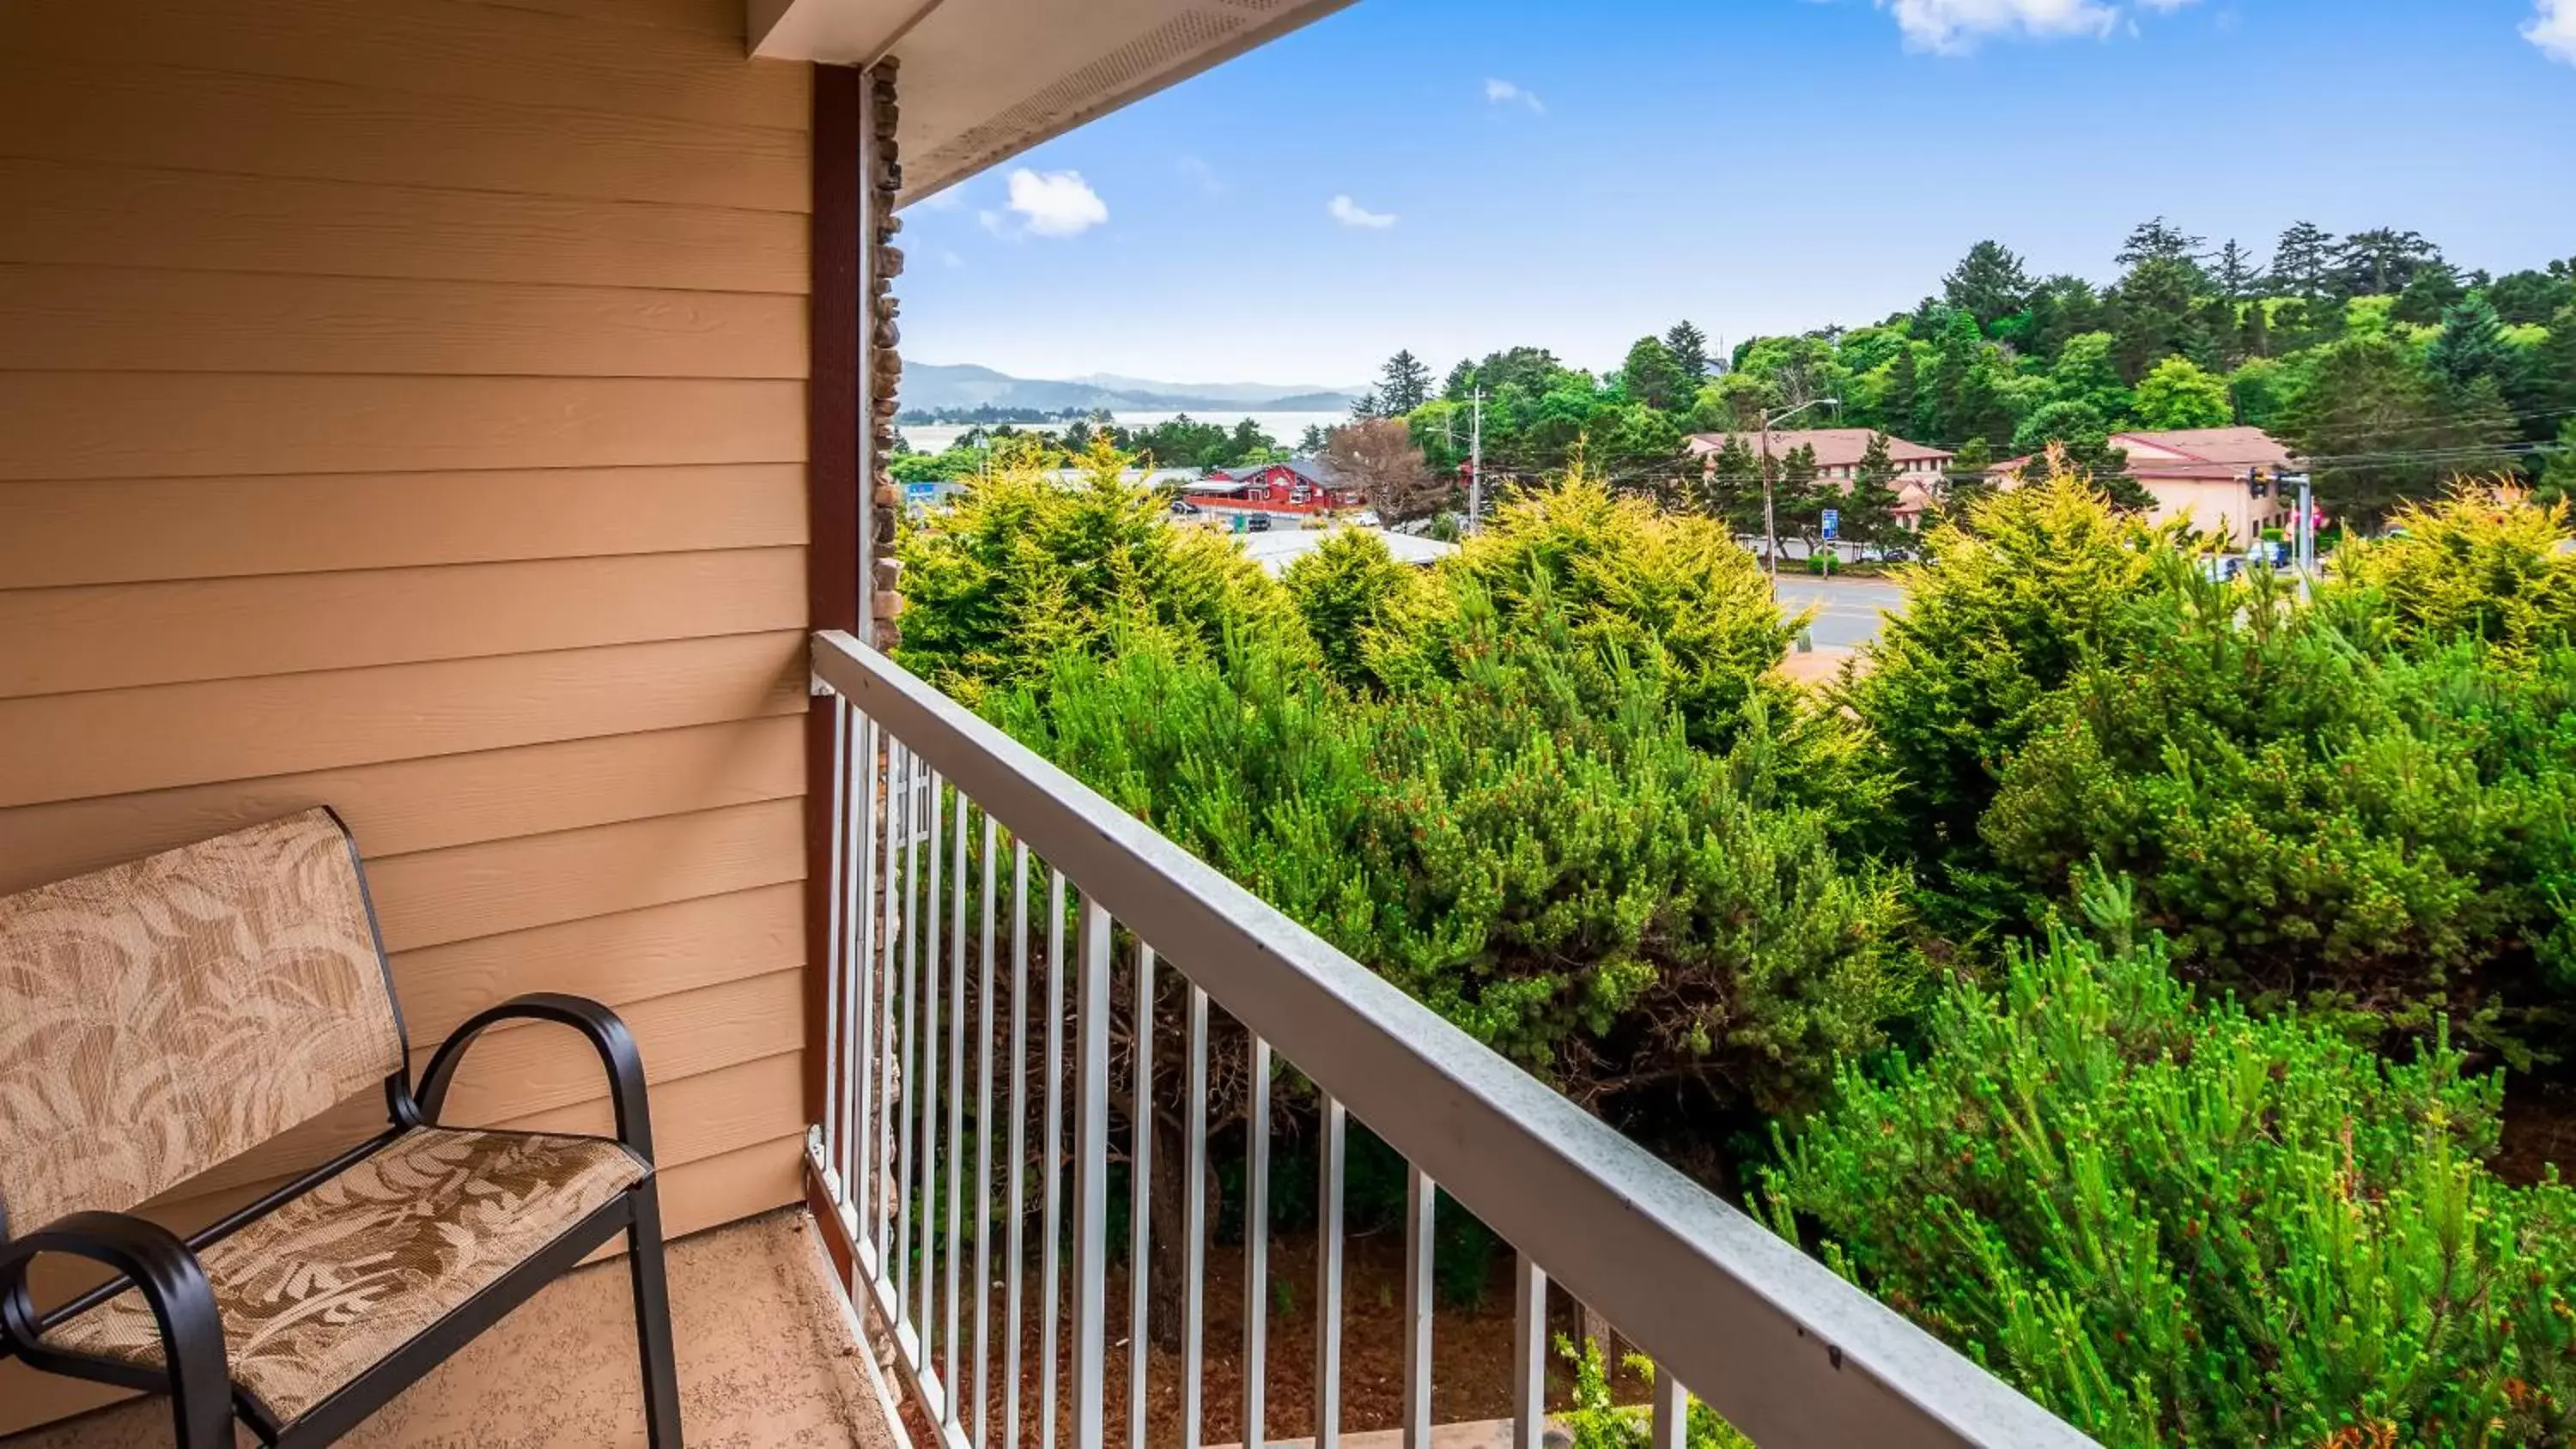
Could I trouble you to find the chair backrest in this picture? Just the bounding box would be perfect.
[0,809,404,1236]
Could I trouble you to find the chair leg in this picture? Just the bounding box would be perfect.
[627,1179,685,1449]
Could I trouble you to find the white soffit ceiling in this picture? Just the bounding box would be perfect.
[752,0,1358,203]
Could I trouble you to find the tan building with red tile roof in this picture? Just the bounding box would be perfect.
[2111,427,2301,546]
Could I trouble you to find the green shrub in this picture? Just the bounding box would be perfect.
[1377,464,1798,752]
[1759,883,2576,1447]
[1554,1336,1751,1449]
[1981,565,2576,1044]
[2343,484,2576,666]
[1282,528,1420,692]
[1842,469,2185,932]
[998,593,1917,1114]
[895,437,1309,708]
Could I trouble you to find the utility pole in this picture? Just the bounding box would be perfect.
[1467,386,1485,535]
[1757,397,1839,603]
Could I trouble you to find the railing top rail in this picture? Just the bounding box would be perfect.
[811,630,2095,1449]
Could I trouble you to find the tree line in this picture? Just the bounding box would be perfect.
[1345,219,2573,534]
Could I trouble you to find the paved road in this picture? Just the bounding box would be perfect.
[1775,576,1906,650]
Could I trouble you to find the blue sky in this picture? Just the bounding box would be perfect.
[897,0,2576,388]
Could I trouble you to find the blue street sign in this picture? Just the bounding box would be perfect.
[1821,507,1839,540]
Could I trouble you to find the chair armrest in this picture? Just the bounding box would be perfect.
[0,1211,233,1443]
[417,992,656,1163]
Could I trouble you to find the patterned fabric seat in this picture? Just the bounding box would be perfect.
[40,1127,646,1422]
[0,809,682,1446]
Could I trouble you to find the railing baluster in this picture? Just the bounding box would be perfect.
[821,695,848,1183]
[1181,985,1208,1449]
[880,742,906,1268]
[1039,868,1067,1449]
[848,712,878,1243]
[1128,945,1156,1449]
[1242,1036,1271,1449]
[1513,1254,1546,1449]
[1402,1166,1434,1449]
[947,796,969,1427]
[976,812,999,1448]
[1071,897,1113,1449]
[1653,1369,1688,1449]
[1315,1095,1346,1449]
[896,748,920,1318]
[1005,841,1030,1449]
[920,772,945,1370]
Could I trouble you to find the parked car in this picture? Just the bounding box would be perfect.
[1245,514,1273,532]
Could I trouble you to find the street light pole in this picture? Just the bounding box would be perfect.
[1757,397,1839,601]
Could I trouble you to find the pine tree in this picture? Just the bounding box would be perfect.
[1886,346,1923,442]
[2333,228,2442,298]
[1942,240,2035,327]
[1376,350,1433,415]
[1848,432,1907,552]
[2212,239,2267,300]
[2116,217,2208,274]
[2269,221,2337,300]
[2426,295,2518,395]
[1621,335,1689,411]
[1663,321,1712,384]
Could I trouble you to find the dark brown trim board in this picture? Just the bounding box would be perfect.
[804,63,864,1132]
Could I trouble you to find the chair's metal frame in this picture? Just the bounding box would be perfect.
[0,813,683,1448]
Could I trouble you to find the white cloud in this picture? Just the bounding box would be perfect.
[1874,0,2126,52]
[1327,195,1397,229]
[939,249,965,269]
[987,168,1107,239]
[1483,77,1544,112]
[2530,0,2576,64]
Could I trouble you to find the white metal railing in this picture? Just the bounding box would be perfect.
[805,629,2095,1449]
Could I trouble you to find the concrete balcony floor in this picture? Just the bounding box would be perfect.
[2,1212,904,1449]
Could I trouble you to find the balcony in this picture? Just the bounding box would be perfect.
[793,630,2089,1449]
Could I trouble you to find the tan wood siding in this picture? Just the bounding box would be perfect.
[0,3,813,1428]
[0,465,808,589]
[0,160,810,293]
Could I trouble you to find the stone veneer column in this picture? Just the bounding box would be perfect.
[865,58,904,652]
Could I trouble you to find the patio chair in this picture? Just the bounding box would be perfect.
[0,809,683,1447]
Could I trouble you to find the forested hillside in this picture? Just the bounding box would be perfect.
[1376,221,2572,533]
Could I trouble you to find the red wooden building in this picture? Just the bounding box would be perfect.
[1181,458,1364,516]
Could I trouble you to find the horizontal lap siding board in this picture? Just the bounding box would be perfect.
[0,1,816,1431]
[0,465,809,589]
[0,160,809,293]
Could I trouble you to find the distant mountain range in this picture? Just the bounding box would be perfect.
[902,361,1358,415]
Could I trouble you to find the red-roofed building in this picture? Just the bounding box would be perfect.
[2111,427,2302,545]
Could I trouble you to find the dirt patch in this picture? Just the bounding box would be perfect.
[889,1228,1647,1448]
[2499,1076,2576,1185]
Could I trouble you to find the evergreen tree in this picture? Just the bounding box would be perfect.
[1848,432,1908,552]
[2426,294,2520,396]
[2237,300,2272,362]
[1663,320,1712,384]
[1928,309,1985,446]
[2333,227,2442,297]
[2542,419,2576,504]
[1620,334,1689,411]
[2116,216,2208,274]
[2269,221,2337,300]
[2111,257,2218,381]
[2392,262,2470,326]
[1442,357,1478,401]
[1697,434,1765,537]
[1376,350,1433,415]
[1942,239,2035,327]
[2211,239,2266,300]
[1884,347,1923,440]
[2283,335,2517,525]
